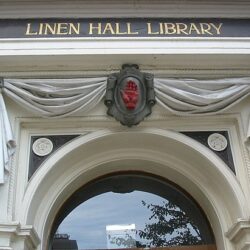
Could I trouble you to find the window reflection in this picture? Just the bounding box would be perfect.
[52,192,214,250]
[51,174,216,250]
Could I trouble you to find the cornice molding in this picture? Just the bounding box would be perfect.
[0,38,250,73]
[0,222,40,249]
[0,0,250,18]
[226,219,250,250]
[227,219,250,240]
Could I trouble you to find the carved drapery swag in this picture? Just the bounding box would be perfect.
[1,77,250,183]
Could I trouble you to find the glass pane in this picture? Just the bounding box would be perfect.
[51,174,215,250]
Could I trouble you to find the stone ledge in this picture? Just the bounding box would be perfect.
[0,223,40,250]
[226,219,250,250]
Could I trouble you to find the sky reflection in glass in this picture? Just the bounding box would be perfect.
[57,191,164,249]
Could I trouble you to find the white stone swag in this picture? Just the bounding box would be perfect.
[1,76,250,183]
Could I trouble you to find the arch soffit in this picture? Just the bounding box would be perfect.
[21,129,249,245]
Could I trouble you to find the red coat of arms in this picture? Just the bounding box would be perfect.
[121,80,139,110]
[105,64,155,126]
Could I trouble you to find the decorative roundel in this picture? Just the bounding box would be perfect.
[207,133,228,152]
[32,138,54,156]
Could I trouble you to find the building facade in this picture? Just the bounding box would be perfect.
[1,1,250,250]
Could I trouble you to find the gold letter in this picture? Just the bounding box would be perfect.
[200,23,213,35]
[188,23,201,35]
[89,23,102,35]
[147,23,159,34]
[164,23,177,34]
[127,23,139,35]
[115,23,127,35]
[69,23,80,35]
[210,23,223,35]
[25,23,38,35]
[44,23,57,35]
[159,23,164,35]
[38,23,44,35]
[57,23,69,35]
[102,23,115,35]
[176,23,188,35]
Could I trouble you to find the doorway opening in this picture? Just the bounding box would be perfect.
[50,172,216,250]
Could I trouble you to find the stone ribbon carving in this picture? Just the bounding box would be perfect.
[3,77,107,117]
[154,77,250,115]
[0,91,16,183]
[1,76,250,183]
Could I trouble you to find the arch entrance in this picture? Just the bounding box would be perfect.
[50,172,216,250]
[21,129,248,250]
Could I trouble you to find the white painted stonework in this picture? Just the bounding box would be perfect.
[0,1,250,250]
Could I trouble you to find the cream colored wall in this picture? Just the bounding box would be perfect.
[1,91,250,250]
[0,1,250,249]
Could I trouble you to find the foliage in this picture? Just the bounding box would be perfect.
[137,200,203,247]
[108,233,136,248]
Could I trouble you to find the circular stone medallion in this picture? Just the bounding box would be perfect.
[32,138,54,156]
[207,133,228,152]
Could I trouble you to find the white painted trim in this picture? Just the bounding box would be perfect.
[0,37,249,75]
[10,115,250,250]
[0,222,40,249]
[227,219,250,241]
[1,38,250,56]
[226,219,250,250]
[1,0,250,18]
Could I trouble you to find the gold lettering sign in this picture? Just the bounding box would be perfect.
[25,21,223,37]
[26,22,80,35]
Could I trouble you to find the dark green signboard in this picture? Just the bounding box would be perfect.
[0,18,250,38]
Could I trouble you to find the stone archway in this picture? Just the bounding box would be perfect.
[19,129,249,250]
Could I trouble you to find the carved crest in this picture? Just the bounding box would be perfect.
[105,64,155,126]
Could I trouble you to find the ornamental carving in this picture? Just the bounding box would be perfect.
[105,64,155,126]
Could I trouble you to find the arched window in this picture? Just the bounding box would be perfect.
[50,172,216,250]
